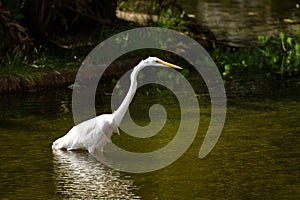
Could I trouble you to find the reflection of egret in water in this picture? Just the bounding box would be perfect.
[52,150,140,199]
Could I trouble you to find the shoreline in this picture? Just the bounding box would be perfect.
[0,69,78,94]
[0,58,299,97]
[0,58,142,94]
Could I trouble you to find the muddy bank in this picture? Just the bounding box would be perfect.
[0,69,77,94]
[1,57,299,97]
[0,58,141,94]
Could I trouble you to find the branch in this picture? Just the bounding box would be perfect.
[0,5,33,53]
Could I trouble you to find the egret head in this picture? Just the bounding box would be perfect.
[142,57,182,70]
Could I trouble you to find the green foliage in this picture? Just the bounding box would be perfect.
[1,0,299,85]
[0,45,82,77]
[0,51,37,78]
[117,0,186,31]
[180,68,190,77]
[212,32,300,78]
[154,7,186,31]
[259,32,300,72]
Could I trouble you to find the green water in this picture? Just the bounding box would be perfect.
[0,88,299,199]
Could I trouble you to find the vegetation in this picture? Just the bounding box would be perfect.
[118,0,187,31]
[0,0,130,76]
[212,32,300,78]
[0,0,299,88]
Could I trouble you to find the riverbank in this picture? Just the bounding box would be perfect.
[0,27,298,96]
[1,60,299,98]
[0,68,77,94]
[1,9,298,97]
[0,57,142,94]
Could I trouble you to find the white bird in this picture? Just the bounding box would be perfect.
[52,57,182,153]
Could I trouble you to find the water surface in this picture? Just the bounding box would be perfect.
[0,88,299,199]
[178,0,300,45]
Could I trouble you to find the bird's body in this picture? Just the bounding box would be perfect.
[52,114,118,153]
[52,57,182,153]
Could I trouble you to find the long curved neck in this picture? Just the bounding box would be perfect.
[113,62,146,125]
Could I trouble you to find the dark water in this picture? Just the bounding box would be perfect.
[0,87,299,199]
[178,0,300,45]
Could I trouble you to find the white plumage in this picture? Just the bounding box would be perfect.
[52,57,182,153]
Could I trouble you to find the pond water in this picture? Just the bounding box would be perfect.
[177,0,300,45]
[0,86,299,199]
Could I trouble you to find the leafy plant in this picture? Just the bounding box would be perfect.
[212,31,300,78]
[258,32,300,73]
[154,6,186,31]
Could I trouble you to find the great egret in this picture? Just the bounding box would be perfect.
[52,57,182,153]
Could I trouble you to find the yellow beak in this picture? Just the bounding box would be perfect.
[157,60,182,70]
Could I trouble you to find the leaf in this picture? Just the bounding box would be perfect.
[224,64,231,73]
[272,56,279,63]
[283,18,294,23]
[258,35,265,44]
[280,32,285,40]
[286,37,293,47]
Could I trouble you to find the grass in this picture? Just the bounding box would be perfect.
[0,43,86,76]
